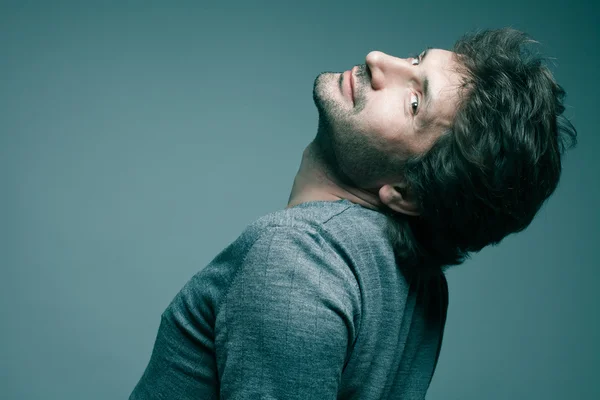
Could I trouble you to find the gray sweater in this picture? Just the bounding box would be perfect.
[130,199,448,399]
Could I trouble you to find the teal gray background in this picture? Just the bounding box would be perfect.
[2,1,598,399]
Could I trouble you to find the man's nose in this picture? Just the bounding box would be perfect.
[366,51,415,90]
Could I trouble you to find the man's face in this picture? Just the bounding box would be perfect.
[312,48,464,188]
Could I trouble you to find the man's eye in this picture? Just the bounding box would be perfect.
[411,93,419,114]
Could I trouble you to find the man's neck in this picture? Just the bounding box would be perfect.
[286,141,385,211]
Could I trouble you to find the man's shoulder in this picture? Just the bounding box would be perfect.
[252,199,355,230]
[234,199,392,262]
[249,199,385,235]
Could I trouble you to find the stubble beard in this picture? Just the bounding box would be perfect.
[311,69,397,189]
[311,72,357,187]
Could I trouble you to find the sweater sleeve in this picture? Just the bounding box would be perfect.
[215,225,362,400]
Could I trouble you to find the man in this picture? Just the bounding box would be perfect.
[130,28,577,399]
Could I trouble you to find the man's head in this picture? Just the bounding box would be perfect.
[312,28,577,268]
[313,47,464,215]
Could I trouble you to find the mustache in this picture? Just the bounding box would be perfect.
[355,64,372,88]
[355,64,372,85]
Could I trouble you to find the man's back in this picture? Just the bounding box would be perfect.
[130,199,448,399]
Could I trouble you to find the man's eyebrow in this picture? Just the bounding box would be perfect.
[418,47,432,120]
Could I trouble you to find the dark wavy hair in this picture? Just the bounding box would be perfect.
[386,28,578,278]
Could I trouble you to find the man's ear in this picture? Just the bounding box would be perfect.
[378,183,421,216]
